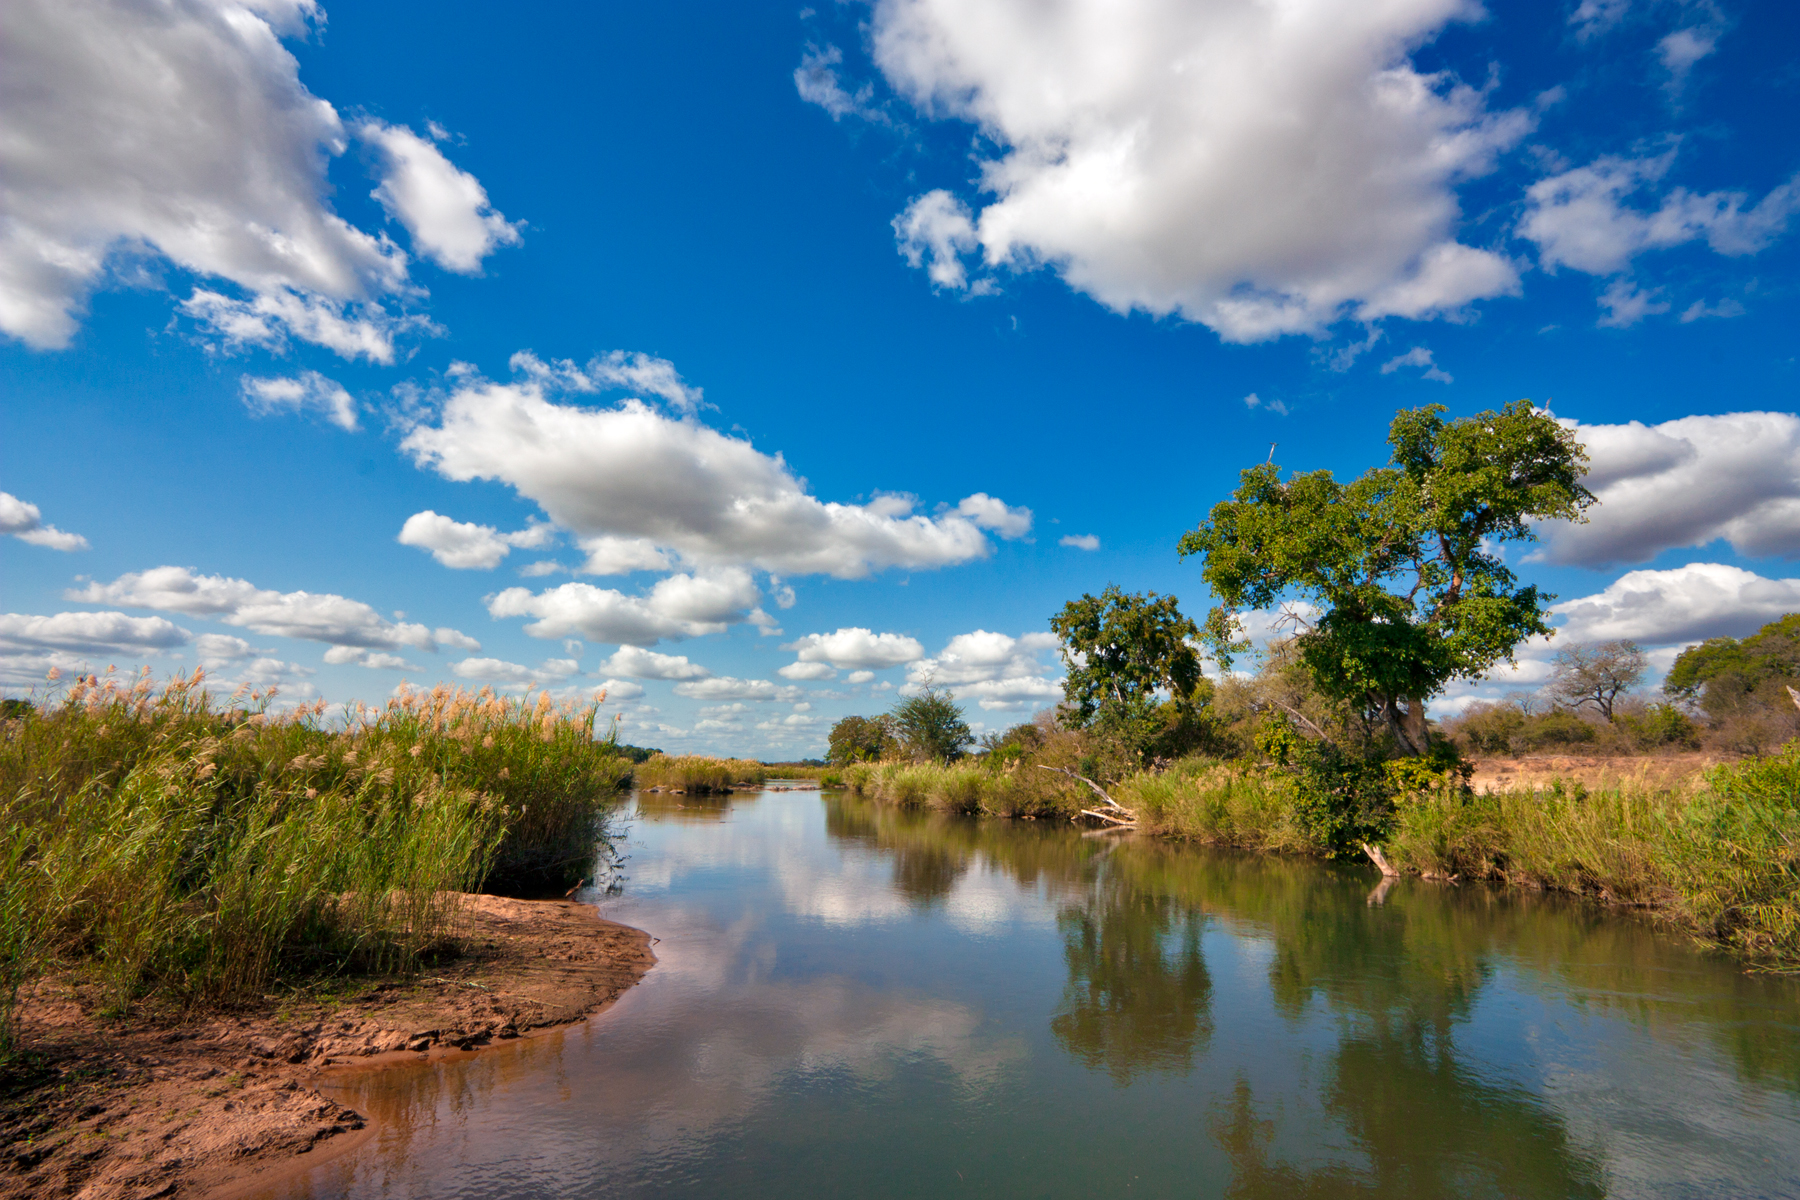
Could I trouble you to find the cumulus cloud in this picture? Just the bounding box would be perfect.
[783,628,924,671]
[777,660,838,681]
[1554,564,1800,645]
[955,493,1032,539]
[1059,534,1100,551]
[0,491,88,551]
[592,678,647,701]
[1536,412,1800,565]
[1658,26,1719,92]
[191,633,256,666]
[871,0,1528,339]
[322,646,417,670]
[0,0,506,357]
[0,611,189,656]
[397,510,554,570]
[1379,346,1453,383]
[596,646,712,680]
[906,629,1062,711]
[671,677,806,703]
[487,569,763,646]
[240,371,358,431]
[68,565,479,652]
[400,356,1021,579]
[795,43,887,124]
[846,670,876,685]
[1242,393,1290,417]
[450,656,578,684]
[1521,151,1800,281]
[358,121,521,274]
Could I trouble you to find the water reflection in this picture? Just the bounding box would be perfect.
[259,789,1800,1200]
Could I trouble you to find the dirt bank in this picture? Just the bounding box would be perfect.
[0,896,655,1200]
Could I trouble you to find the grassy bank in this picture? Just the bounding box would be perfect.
[0,671,632,1058]
[634,754,767,793]
[838,748,1800,967]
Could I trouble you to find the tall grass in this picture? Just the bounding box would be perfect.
[1122,747,1800,966]
[0,670,631,1055]
[634,754,767,793]
[840,758,1091,818]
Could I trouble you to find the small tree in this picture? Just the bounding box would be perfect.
[890,686,972,763]
[827,714,897,764]
[1178,401,1595,757]
[1545,640,1646,721]
[1050,586,1210,762]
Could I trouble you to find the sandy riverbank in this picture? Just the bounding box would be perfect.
[0,895,655,1200]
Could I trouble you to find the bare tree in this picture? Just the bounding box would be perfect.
[1546,640,1647,722]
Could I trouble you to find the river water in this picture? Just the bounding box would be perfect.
[261,787,1800,1199]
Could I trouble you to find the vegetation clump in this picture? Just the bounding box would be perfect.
[634,754,767,793]
[0,670,632,1061]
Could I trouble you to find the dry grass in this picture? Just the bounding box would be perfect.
[634,754,767,794]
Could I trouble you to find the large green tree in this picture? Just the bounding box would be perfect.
[1050,586,1210,762]
[889,685,973,763]
[826,714,897,764]
[1178,401,1594,756]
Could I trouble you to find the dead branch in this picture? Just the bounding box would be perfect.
[1267,697,1331,741]
[1079,808,1138,827]
[1361,842,1400,877]
[1788,685,1800,716]
[1037,765,1132,814]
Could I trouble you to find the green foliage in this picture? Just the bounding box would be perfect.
[1178,401,1594,755]
[614,743,664,764]
[1050,586,1216,763]
[0,671,631,1053]
[1665,613,1800,698]
[889,686,973,763]
[826,714,898,764]
[634,755,766,793]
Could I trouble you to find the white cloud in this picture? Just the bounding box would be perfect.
[955,493,1032,539]
[1242,393,1290,417]
[906,629,1062,711]
[489,569,762,647]
[0,491,89,551]
[871,0,1529,340]
[783,627,925,670]
[450,656,579,684]
[592,678,647,701]
[1678,297,1744,323]
[893,191,983,290]
[1595,279,1670,328]
[68,565,479,652]
[597,646,712,680]
[1378,346,1453,383]
[240,371,358,431]
[504,349,704,415]
[192,633,255,666]
[0,611,190,656]
[1059,534,1100,551]
[322,645,417,670]
[672,677,806,702]
[1569,0,1633,39]
[1521,151,1800,280]
[1554,564,1800,646]
[401,356,1019,578]
[1537,412,1800,565]
[0,0,503,359]
[1658,26,1718,92]
[358,121,521,274]
[777,660,838,681]
[397,510,554,570]
[795,42,887,124]
[846,670,876,685]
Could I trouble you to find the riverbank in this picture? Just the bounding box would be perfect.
[0,893,653,1200]
[843,747,1800,968]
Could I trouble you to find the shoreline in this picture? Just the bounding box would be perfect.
[0,895,656,1200]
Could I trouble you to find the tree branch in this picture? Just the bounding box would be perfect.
[1037,765,1137,821]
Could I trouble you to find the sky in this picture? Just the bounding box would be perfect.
[2,0,1798,758]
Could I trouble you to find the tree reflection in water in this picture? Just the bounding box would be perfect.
[1051,879,1212,1084]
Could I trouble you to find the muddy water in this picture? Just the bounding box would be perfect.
[259,788,1800,1199]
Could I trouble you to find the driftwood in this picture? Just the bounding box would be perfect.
[1361,842,1400,877]
[1038,765,1139,826]
[1789,685,1800,715]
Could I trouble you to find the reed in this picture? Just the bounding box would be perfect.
[634,754,767,794]
[0,670,631,1054]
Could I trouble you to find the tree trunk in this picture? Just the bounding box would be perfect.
[1400,695,1430,756]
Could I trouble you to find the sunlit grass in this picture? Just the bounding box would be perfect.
[634,754,767,794]
[0,669,632,1057]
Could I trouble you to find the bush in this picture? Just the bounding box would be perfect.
[634,754,766,793]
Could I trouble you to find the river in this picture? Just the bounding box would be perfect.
[257,786,1800,1199]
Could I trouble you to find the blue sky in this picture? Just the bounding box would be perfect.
[3,0,1797,756]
